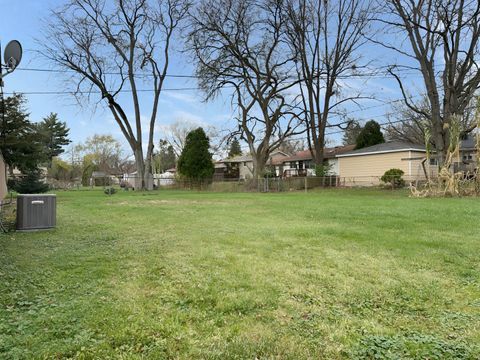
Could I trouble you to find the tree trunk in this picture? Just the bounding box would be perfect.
[252,154,267,180]
[313,131,325,167]
[143,155,154,190]
[133,146,146,190]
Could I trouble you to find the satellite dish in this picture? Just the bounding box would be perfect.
[4,40,22,71]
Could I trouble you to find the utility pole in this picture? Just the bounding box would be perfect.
[0,39,23,199]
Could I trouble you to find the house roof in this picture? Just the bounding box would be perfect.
[282,144,355,163]
[91,171,108,177]
[461,134,476,150]
[222,150,290,164]
[223,154,253,163]
[214,162,227,169]
[337,141,426,158]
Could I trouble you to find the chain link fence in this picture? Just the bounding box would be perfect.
[38,174,448,193]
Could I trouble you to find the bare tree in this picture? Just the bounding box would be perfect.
[163,118,220,157]
[285,0,371,165]
[277,137,306,154]
[384,101,430,145]
[375,0,480,164]
[42,0,189,189]
[386,96,478,145]
[342,119,362,145]
[188,0,303,179]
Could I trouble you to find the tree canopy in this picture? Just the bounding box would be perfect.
[342,120,362,146]
[178,128,214,181]
[228,138,242,158]
[36,113,71,165]
[355,120,385,149]
[0,94,46,172]
[153,139,177,173]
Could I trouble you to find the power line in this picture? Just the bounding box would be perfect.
[14,66,421,80]
[15,67,198,79]
[2,87,205,95]
[283,114,420,143]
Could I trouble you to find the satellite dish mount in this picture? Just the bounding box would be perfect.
[0,40,23,86]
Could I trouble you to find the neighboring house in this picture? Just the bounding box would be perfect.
[280,145,355,177]
[217,146,356,179]
[220,151,290,179]
[91,171,120,186]
[123,171,154,189]
[214,162,228,181]
[457,134,477,173]
[336,141,433,186]
[11,166,48,183]
[216,137,478,184]
[155,168,176,186]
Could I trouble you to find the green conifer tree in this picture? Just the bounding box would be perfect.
[178,128,214,181]
[355,120,385,149]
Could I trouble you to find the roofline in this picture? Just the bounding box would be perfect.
[337,148,426,158]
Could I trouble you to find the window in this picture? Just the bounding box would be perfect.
[290,162,297,169]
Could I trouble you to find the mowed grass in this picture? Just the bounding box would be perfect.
[1,188,480,359]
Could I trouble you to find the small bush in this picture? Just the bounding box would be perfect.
[14,169,50,194]
[315,163,333,177]
[104,187,117,195]
[381,168,405,189]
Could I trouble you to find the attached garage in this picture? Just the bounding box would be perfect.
[337,142,433,186]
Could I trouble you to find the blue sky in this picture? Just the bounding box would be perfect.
[1,0,423,156]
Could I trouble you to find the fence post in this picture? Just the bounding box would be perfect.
[304,177,307,193]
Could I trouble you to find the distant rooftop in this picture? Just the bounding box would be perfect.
[337,141,426,157]
[222,150,289,164]
[282,144,355,162]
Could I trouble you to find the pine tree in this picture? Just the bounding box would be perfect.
[228,138,242,158]
[14,169,49,194]
[178,128,214,181]
[0,94,45,172]
[36,113,71,166]
[355,120,385,149]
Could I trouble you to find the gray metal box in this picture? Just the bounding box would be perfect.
[16,194,56,231]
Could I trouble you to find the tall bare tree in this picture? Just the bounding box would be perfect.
[285,0,371,165]
[188,0,303,179]
[375,0,480,164]
[42,0,189,189]
[386,96,478,146]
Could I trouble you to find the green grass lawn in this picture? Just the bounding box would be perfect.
[1,188,479,359]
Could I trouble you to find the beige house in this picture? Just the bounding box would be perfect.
[337,142,434,186]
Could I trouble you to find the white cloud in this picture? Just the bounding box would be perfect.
[172,110,205,124]
[163,92,200,104]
